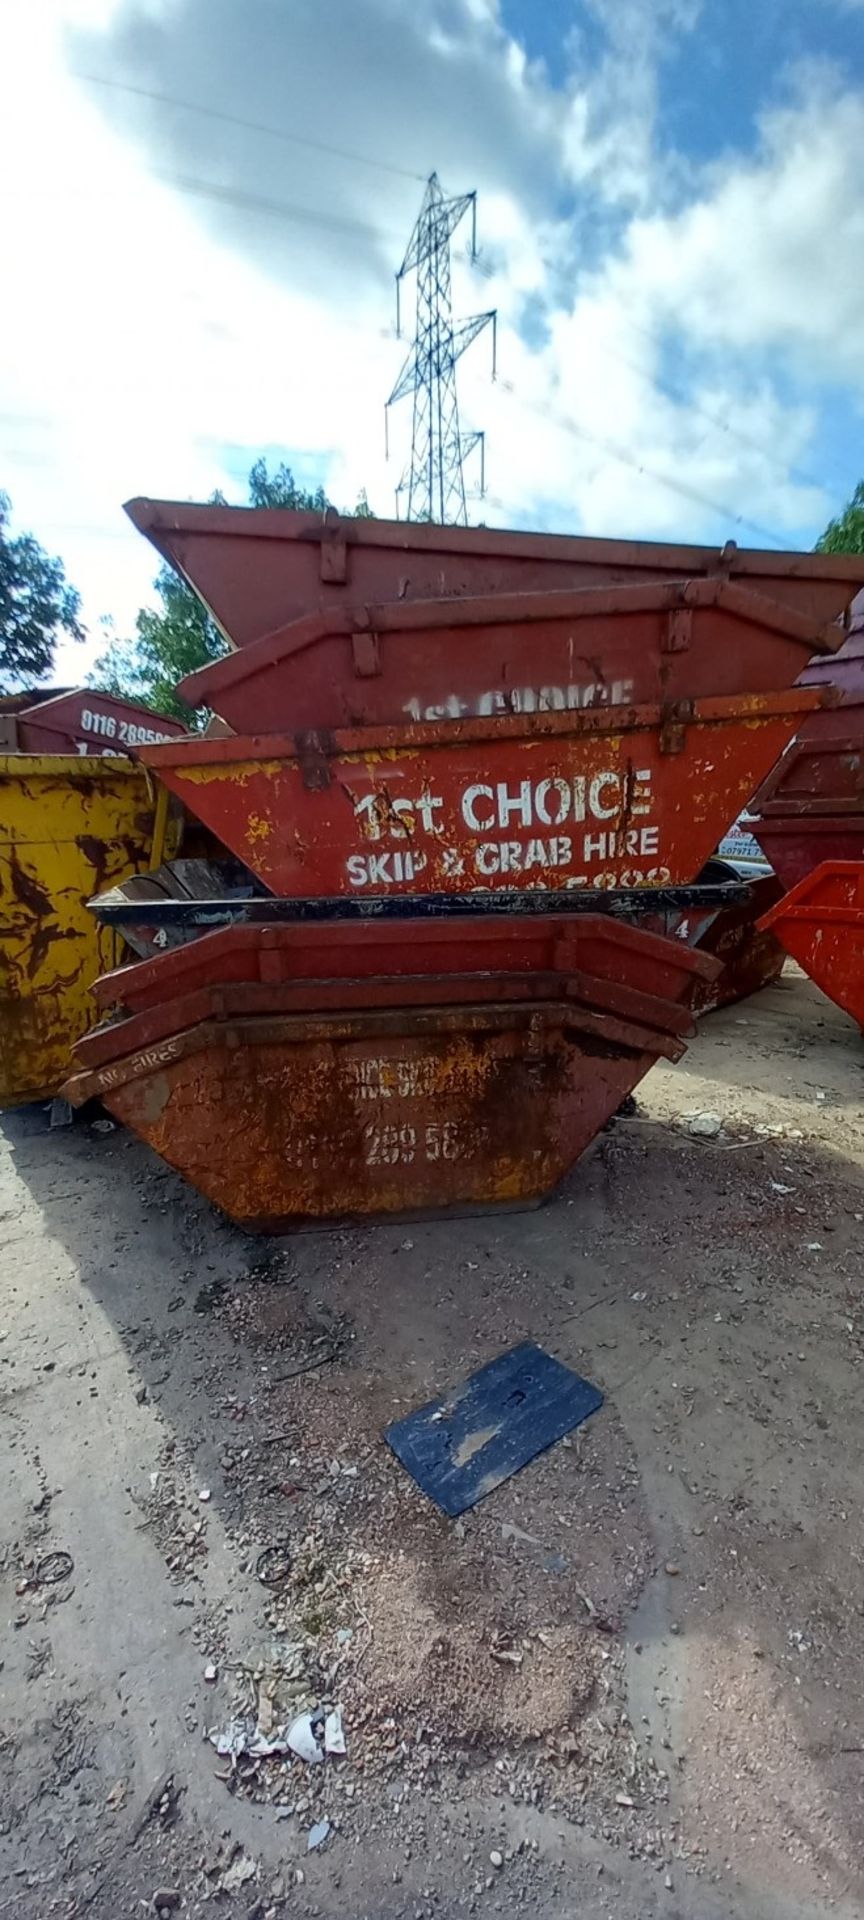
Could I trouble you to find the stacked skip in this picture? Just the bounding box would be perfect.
[65,505,864,1228]
[0,689,187,1109]
[751,591,864,1027]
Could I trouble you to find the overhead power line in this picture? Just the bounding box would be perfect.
[72,73,832,517]
[70,70,838,515]
[72,70,425,183]
[494,376,787,546]
[152,167,401,249]
[467,248,833,506]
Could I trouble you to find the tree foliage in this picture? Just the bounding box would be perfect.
[0,491,84,693]
[92,565,227,724]
[91,461,372,722]
[247,457,328,512]
[816,480,864,555]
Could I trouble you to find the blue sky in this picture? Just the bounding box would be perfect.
[2,0,864,675]
[505,0,864,162]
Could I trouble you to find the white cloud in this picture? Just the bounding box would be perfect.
[601,78,864,381]
[562,0,702,208]
[1,0,863,687]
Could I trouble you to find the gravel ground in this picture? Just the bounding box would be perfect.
[1,963,863,1920]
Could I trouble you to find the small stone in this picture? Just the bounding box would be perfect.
[665,1563,680,1576]
[489,1851,503,1869]
[152,1893,181,1915]
[203,1661,218,1682]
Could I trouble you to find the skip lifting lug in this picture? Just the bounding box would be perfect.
[351,629,382,678]
[662,607,692,654]
[659,699,693,755]
[319,507,347,584]
[294,729,335,790]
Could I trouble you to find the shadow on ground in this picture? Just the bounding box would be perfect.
[3,983,864,1920]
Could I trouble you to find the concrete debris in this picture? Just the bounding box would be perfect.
[287,1709,325,1765]
[324,1706,346,1756]
[219,1852,257,1893]
[211,1717,291,1761]
[683,1110,722,1138]
[500,1521,542,1549]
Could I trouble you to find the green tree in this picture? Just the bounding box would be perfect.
[816,480,864,554]
[0,491,84,693]
[93,565,227,724]
[91,461,372,722]
[247,457,328,511]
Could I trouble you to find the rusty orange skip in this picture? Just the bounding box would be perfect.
[176,577,840,734]
[64,920,719,1229]
[126,497,864,644]
[759,861,864,1031]
[138,690,819,902]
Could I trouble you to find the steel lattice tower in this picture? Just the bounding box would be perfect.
[386,173,496,524]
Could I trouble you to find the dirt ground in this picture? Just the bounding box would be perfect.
[2,962,864,1920]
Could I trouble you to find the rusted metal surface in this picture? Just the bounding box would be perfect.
[751,709,864,818]
[752,817,864,893]
[125,498,864,647]
[92,913,714,1021]
[797,613,864,700]
[87,876,752,939]
[176,578,837,734]
[749,598,864,890]
[65,929,716,1227]
[750,703,864,889]
[91,911,720,1017]
[138,690,818,900]
[77,967,705,1072]
[13,689,186,756]
[639,859,784,1011]
[0,755,177,1107]
[689,870,785,1011]
[758,860,864,1030]
[86,856,264,959]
